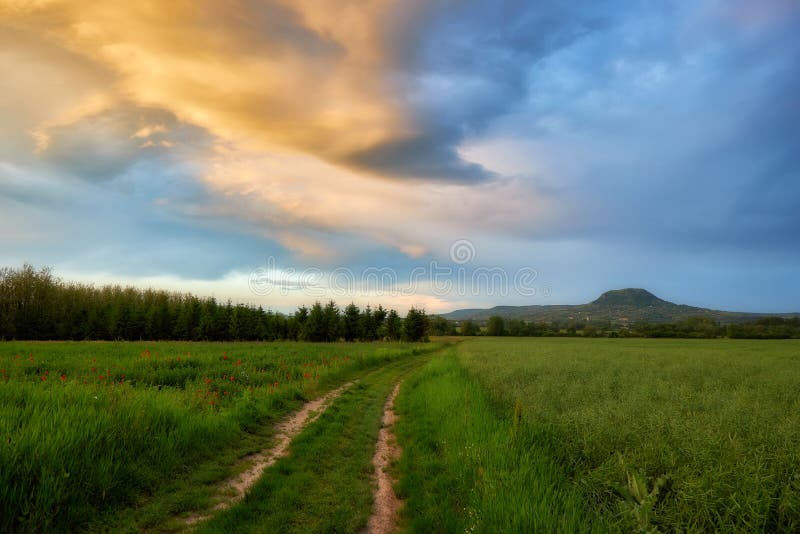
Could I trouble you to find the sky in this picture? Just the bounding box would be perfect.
[1,0,799,313]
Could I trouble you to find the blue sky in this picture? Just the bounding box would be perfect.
[1,0,798,313]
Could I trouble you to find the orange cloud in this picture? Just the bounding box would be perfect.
[1,0,412,163]
[0,0,563,261]
[199,144,562,262]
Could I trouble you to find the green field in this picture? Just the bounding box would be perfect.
[0,340,435,532]
[2,338,799,532]
[397,338,800,532]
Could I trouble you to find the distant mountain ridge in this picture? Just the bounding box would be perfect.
[441,288,800,325]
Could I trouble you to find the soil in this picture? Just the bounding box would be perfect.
[365,382,404,534]
[183,381,354,526]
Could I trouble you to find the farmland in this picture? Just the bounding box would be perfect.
[2,337,800,532]
[0,340,436,532]
[397,338,800,532]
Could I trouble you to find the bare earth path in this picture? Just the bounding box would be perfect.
[184,381,354,526]
[365,382,404,534]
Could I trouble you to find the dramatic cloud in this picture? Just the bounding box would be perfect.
[1,0,799,311]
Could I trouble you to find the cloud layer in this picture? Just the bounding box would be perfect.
[1,0,799,311]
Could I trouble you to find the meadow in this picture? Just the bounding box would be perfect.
[0,340,435,532]
[396,338,800,532]
[4,337,799,532]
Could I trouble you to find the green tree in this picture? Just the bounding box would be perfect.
[360,305,378,341]
[507,319,526,336]
[342,303,361,341]
[302,302,326,342]
[429,315,455,336]
[228,305,241,340]
[322,300,341,341]
[460,319,479,336]
[385,309,401,340]
[373,305,387,331]
[486,315,505,336]
[403,307,429,342]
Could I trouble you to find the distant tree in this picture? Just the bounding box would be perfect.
[428,316,454,336]
[228,305,241,340]
[681,316,719,338]
[507,319,526,336]
[403,307,429,342]
[302,302,326,342]
[566,325,577,336]
[198,298,217,340]
[385,309,402,340]
[486,316,505,337]
[322,300,341,341]
[459,319,479,336]
[343,303,361,341]
[373,305,387,331]
[360,305,378,341]
[286,316,299,340]
[170,301,188,340]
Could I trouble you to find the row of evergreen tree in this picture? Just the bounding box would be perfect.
[0,265,429,342]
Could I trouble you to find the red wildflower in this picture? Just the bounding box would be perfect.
[60,374,66,381]
[40,375,47,381]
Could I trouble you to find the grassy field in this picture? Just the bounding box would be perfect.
[396,337,800,532]
[0,340,435,532]
[395,347,608,532]
[4,337,800,532]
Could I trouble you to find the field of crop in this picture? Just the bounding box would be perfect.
[396,338,800,532]
[4,337,799,532]
[0,340,435,532]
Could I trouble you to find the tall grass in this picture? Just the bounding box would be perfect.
[395,349,608,532]
[0,341,434,532]
[458,337,800,532]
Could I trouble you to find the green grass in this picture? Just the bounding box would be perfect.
[456,337,800,532]
[198,354,429,533]
[395,347,607,532]
[0,340,436,532]
[7,337,800,532]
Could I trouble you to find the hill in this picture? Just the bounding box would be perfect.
[441,288,800,325]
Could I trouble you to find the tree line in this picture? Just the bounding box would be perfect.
[436,315,800,339]
[0,265,429,342]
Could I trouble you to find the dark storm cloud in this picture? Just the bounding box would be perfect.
[343,0,627,181]
[465,0,800,256]
[345,134,491,182]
